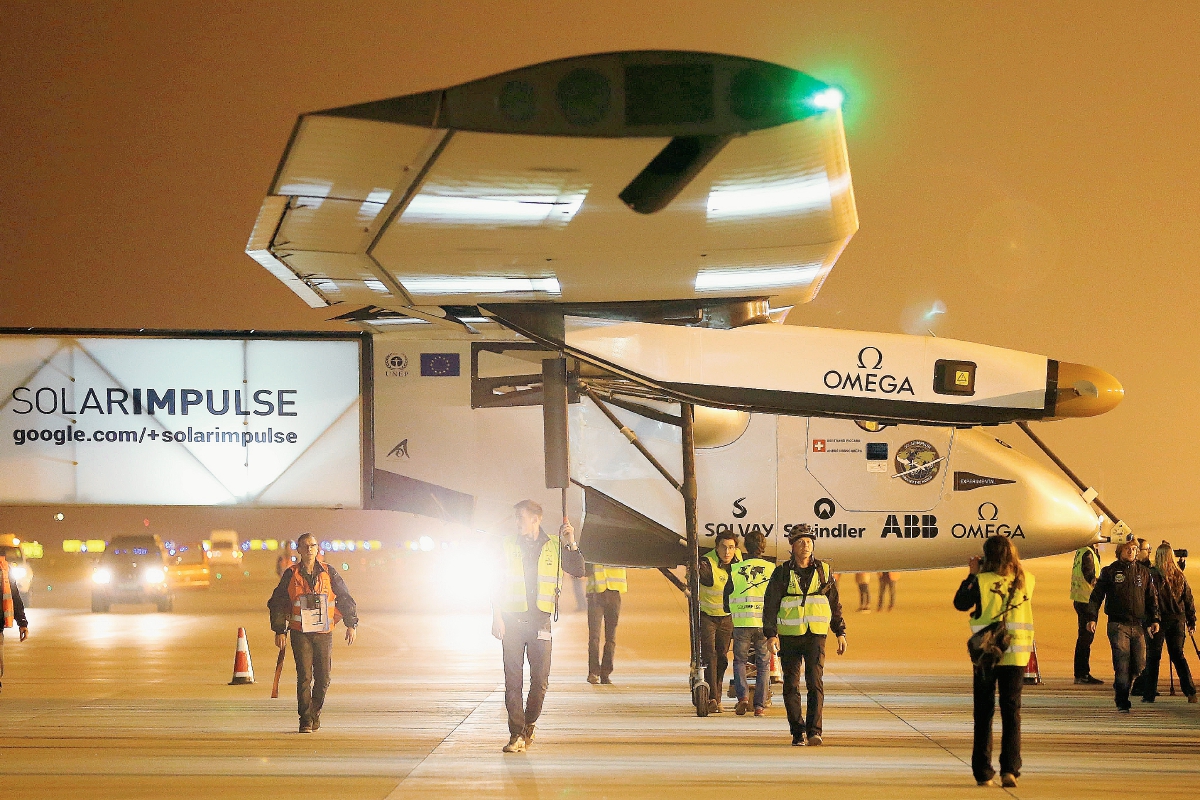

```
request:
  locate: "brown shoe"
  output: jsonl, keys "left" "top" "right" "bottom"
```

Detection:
{"left": 1001, "top": 774, "right": 1017, "bottom": 788}
{"left": 587, "top": 674, "right": 600, "bottom": 685}
{"left": 754, "top": 706, "right": 765, "bottom": 716}
{"left": 735, "top": 699, "right": 749, "bottom": 716}
{"left": 502, "top": 735, "right": 526, "bottom": 753}
{"left": 1189, "top": 695, "right": 1198, "bottom": 703}
{"left": 707, "top": 699, "right": 722, "bottom": 714}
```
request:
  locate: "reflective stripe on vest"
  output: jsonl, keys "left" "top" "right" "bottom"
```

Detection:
{"left": 971, "top": 571, "right": 1037, "bottom": 667}
{"left": 776, "top": 561, "right": 832, "bottom": 636}
{"left": 287, "top": 563, "right": 342, "bottom": 632}
{"left": 587, "top": 565, "right": 628, "bottom": 594}
{"left": 729, "top": 558, "right": 776, "bottom": 628}
{"left": 1070, "top": 547, "right": 1097, "bottom": 603}
{"left": 0, "top": 557, "right": 12, "bottom": 629}
{"left": 499, "top": 534, "right": 561, "bottom": 614}
{"left": 700, "top": 550, "right": 739, "bottom": 616}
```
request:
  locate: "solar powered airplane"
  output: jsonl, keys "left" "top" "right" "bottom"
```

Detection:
{"left": 247, "top": 51, "right": 1125, "bottom": 711}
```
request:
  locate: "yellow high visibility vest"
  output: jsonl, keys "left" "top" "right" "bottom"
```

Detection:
{"left": 776, "top": 560, "right": 832, "bottom": 636}
{"left": 498, "top": 534, "right": 560, "bottom": 614}
{"left": 700, "top": 549, "right": 740, "bottom": 616}
{"left": 971, "top": 571, "right": 1036, "bottom": 667}
{"left": 587, "top": 565, "right": 627, "bottom": 594}
{"left": 1070, "top": 547, "right": 1098, "bottom": 603}
{"left": 729, "top": 558, "right": 776, "bottom": 628}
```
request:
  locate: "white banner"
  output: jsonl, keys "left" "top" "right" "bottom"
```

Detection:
{"left": 0, "top": 335, "right": 363, "bottom": 507}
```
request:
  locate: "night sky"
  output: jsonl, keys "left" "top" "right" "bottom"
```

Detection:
{"left": 2, "top": 3, "right": 1197, "bottom": 550}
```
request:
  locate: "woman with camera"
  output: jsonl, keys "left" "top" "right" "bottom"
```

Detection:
{"left": 1141, "top": 542, "right": 1197, "bottom": 703}
{"left": 953, "top": 536, "right": 1035, "bottom": 789}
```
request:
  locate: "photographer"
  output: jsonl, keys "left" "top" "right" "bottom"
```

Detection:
{"left": 1140, "top": 543, "right": 1196, "bottom": 703}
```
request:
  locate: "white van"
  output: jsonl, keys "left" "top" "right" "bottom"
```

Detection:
{"left": 205, "top": 530, "right": 242, "bottom": 567}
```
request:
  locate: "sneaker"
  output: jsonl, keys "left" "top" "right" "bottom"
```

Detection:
{"left": 1001, "top": 773, "right": 1017, "bottom": 788}
{"left": 1074, "top": 675, "right": 1105, "bottom": 685}
{"left": 587, "top": 674, "right": 600, "bottom": 685}
{"left": 1117, "top": 704, "right": 1131, "bottom": 713}
{"left": 299, "top": 722, "right": 313, "bottom": 733}
{"left": 791, "top": 732, "right": 805, "bottom": 746}
{"left": 707, "top": 700, "right": 723, "bottom": 714}
{"left": 735, "top": 699, "right": 749, "bottom": 716}
{"left": 502, "top": 735, "right": 526, "bottom": 753}
{"left": 808, "top": 734, "right": 823, "bottom": 746}
{"left": 754, "top": 706, "right": 765, "bottom": 717}
{"left": 600, "top": 676, "right": 613, "bottom": 685}
{"left": 311, "top": 716, "right": 321, "bottom": 731}
{"left": 522, "top": 724, "right": 535, "bottom": 745}
{"left": 977, "top": 778, "right": 998, "bottom": 787}
{"left": 1141, "top": 696, "right": 1156, "bottom": 703}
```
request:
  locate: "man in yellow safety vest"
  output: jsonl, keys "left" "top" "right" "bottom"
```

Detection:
{"left": 764, "top": 524, "right": 847, "bottom": 746}
{"left": 586, "top": 563, "right": 627, "bottom": 685}
{"left": 1070, "top": 542, "right": 1104, "bottom": 684}
{"left": 698, "top": 529, "right": 741, "bottom": 713}
{"left": 725, "top": 530, "right": 775, "bottom": 715}
{"left": 492, "top": 499, "right": 585, "bottom": 753}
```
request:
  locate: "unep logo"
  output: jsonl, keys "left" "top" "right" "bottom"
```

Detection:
{"left": 384, "top": 353, "right": 409, "bottom": 377}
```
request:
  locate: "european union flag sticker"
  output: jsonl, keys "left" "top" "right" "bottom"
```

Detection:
{"left": 420, "top": 352, "right": 460, "bottom": 377}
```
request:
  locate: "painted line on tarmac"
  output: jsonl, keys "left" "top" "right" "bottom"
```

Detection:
{"left": 381, "top": 682, "right": 504, "bottom": 798}
{"left": 831, "top": 673, "right": 1022, "bottom": 799}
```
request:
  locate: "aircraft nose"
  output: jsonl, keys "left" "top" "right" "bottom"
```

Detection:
{"left": 1052, "top": 362, "right": 1124, "bottom": 418}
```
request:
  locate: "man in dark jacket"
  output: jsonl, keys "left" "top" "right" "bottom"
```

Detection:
{"left": 268, "top": 533, "right": 358, "bottom": 732}
{"left": 1087, "top": 535, "right": 1159, "bottom": 711}
{"left": 764, "top": 524, "right": 846, "bottom": 746}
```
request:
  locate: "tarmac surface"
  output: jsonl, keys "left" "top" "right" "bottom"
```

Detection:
{"left": 1, "top": 551, "right": 1198, "bottom": 799}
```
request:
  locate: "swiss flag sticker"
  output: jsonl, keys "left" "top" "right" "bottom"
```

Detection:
{"left": 812, "top": 439, "right": 826, "bottom": 452}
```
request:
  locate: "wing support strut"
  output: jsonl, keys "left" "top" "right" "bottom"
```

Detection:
{"left": 1015, "top": 421, "right": 1125, "bottom": 537}
{"left": 579, "top": 384, "right": 708, "bottom": 715}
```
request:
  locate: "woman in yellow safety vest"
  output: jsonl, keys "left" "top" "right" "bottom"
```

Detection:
{"left": 953, "top": 535, "right": 1034, "bottom": 790}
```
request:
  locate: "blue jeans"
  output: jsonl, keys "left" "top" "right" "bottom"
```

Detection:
{"left": 1107, "top": 621, "right": 1146, "bottom": 709}
{"left": 732, "top": 627, "right": 770, "bottom": 709}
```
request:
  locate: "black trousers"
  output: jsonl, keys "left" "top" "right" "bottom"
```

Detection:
{"left": 1073, "top": 601, "right": 1096, "bottom": 678}
{"left": 972, "top": 663, "right": 1023, "bottom": 782}
{"left": 780, "top": 633, "right": 825, "bottom": 737}
{"left": 502, "top": 615, "right": 553, "bottom": 737}
{"left": 876, "top": 576, "right": 895, "bottom": 611}
{"left": 586, "top": 590, "right": 621, "bottom": 679}
{"left": 290, "top": 630, "right": 333, "bottom": 724}
{"left": 1142, "top": 619, "right": 1197, "bottom": 699}
{"left": 1108, "top": 621, "right": 1146, "bottom": 709}
{"left": 700, "top": 613, "right": 733, "bottom": 700}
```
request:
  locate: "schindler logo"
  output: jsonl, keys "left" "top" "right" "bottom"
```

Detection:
{"left": 823, "top": 347, "right": 915, "bottom": 396}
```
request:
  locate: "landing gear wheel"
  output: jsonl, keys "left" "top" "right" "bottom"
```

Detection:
{"left": 693, "top": 683, "right": 710, "bottom": 717}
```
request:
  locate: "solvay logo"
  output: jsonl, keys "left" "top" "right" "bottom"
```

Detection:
{"left": 951, "top": 502, "right": 1025, "bottom": 539}
{"left": 823, "top": 347, "right": 915, "bottom": 396}
{"left": 732, "top": 498, "right": 748, "bottom": 519}
{"left": 857, "top": 346, "right": 884, "bottom": 370}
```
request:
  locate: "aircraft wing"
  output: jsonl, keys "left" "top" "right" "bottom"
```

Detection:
{"left": 246, "top": 51, "right": 857, "bottom": 314}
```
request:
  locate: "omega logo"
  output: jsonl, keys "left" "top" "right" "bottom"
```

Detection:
{"left": 857, "top": 346, "right": 884, "bottom": 370}
{"left": 823, "top": 346, "right": 915, "bottom": 396}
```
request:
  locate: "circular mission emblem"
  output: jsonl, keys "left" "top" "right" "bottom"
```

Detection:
{"left": 894, "top": 439, "right": 941, "bottom": 485}
{"left": 385, "top": 353, "right": 408, "bottom": 371}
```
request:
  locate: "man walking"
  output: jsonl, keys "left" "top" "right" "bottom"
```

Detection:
{"left": 764, "top": 524, "right": 847, "bottom": 746}
{"left": 725, "top": 530, "right": 775, "bottom": 716}
{"left": 268, "top": 533, "right": 358, "bottom": 732}
{"left": 586, "top": 563, "right": 627, "bottom": 685}
{"left": 492, "top": 500, "right": 585, "bottom": 753}
{"left": 1087, "top": 532, "right": 1159, "bottom": 711}
{"left": 0, "top": 548, "right": 29, "bottom": 694}
{"left": 698, "top": 530, "right": 741, "bottom": 713}
{"left": 1070, "top": 541, "right": 1104, "bottom": 684}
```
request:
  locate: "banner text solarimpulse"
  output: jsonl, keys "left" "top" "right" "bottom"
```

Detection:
{"left": 10, "top": 387, "right": 301, "bottom": 447}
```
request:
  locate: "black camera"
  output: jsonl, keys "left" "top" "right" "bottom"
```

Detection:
{"left": 1174, "top": 548, "right": 1188, "bottom": 572}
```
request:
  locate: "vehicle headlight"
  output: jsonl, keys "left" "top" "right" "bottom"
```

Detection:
{"left": 9, "top": 565, "right": 27, "bottom": 581}
{"left": 92, "top": 567, "right": 113, "bottom": 585}
{"left": 143, "top": 567, "right": 166, "bottom": 585}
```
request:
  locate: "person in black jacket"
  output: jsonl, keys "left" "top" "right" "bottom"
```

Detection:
{"left": 1140, "top": 542, "right": 1197, "bottom": 703}
{"left": 1087, "top": 535, "right": 1160, "bottom": 711}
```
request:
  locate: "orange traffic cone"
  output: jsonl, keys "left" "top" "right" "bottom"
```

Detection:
{"left": 229, "top": 627, "right": 255, "bottom": 685}
{"left": 1023, "top": 642, "right": 1042, "bottom": 686}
